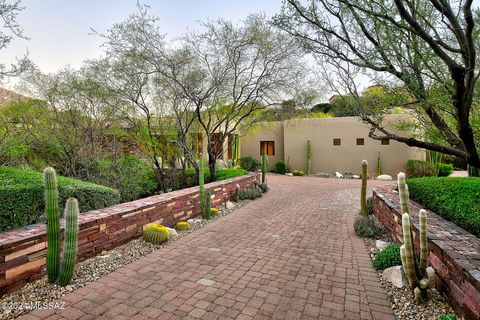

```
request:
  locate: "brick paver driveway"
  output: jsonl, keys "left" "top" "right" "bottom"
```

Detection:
{"left": 22, "top": 175, "right": 394, "bottom": 320}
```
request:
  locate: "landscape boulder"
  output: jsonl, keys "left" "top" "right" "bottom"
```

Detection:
{"left": 376, "top": 174, "right": 393, "bottom": 181}
{"left": 382, "top": 266, "right": 407, "bottom": 288}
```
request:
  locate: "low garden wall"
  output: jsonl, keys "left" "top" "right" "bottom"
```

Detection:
{"left": 373, "top": 184, "right": 480, "bottom": 320}
{"left": 0, "top": 172, "right": 260, "bottom": 296}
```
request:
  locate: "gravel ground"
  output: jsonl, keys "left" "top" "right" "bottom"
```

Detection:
{"left": 0, "top": 199, "right": 251, "bottom": 320}
{"left": 364, "top": 237, "right": 456, "bottom": 320}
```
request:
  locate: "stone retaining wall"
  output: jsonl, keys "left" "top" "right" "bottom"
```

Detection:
{"left": 373, "top": 184, "right": 480, "bottom": 320}
{"left": 0, "top": 173, "right": 260, "bottom": 296}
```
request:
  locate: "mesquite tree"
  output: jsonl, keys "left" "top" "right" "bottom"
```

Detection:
{"left": 275, "top": 0, "right": 480, "bottom": 169}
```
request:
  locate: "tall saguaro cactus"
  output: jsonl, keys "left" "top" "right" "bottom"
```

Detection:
{"left": 199, "top": 153, "right": 207, "bottom": 219}
{"left": 397, "top": 173, "right": 435, "bottom": 304}
{"left": 59, "top": 198, "right": 79, "bottom": 286}
{"left": 205, "top": 191, "right": 212, "bottom": 220}
{"left": 44, "top": 167, "right": 60, "bottom": 283}
{"left": 261, "top": 147, "right": 267, "bottom": 184}
{"left": 359, "top": 160, "right": 368, "bottom": 216}
{"left": 306, "top": 140, "right": 312, "bottom": 176}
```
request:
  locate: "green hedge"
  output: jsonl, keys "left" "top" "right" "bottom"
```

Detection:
{"left": 407, "top": 177, "right": 480, "bottom": 237}
{"left": 185, "top": 167, "right": 248, "bottom": 185}
{"left": 0, "top": 167, "right": 121, "bottom": 232}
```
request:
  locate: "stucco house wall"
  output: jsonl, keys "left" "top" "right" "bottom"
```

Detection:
{"left": 241, "top": 115, "right": 425, "bottom": 176}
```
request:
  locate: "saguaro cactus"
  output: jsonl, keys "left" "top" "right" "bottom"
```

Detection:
{"left": 205, "top": 190, "right": 212, "bottom": 220}
{"left": 199, "top": 153, "right": 207, "bottom": 218}
{"left": 360, "top": 160, "right": 368, "bottom": 216}
{"left": 261, "top": 147, "right": 267, "bottom": 184}
{"left": 376, "top": 152, "right": 382, "bottom": 177}
{"left": 59, "top": 198, "right": 79, "bottom": 286}
{"left": 306, "top": 140, "right": 312, "bottom": 175}
{"left": 44, "top": 167, "right": 60, "bottom": 283}
{"left": 397, "top": 173, "right": 435, "bottom": 304}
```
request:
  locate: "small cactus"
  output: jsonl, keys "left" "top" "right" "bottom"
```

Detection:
{"left": 143, "top": 224, "right": 169, "bottom": 244}
{"left": 234, "top": 184, "right": 240, "bottom": 202}
{"left": 261, "top": 147, "right": 267, "bottom": 184}
{"left": 211, "top": 208, "right": 220, "bottom": 216}
{"left": 360, "top": 160, "right": 368, "bottom": 216}
{"left": 175, "top": 221, "right": 191, "bottom": 231}
{"left": 397, "top": 173, "right": 435, "bottom": 303}
{"left": 58, "top": 198, "right": 79, "bottom": 286}
{"left": 44, "top": 167, "right": 60, "bottom": 283}
{"left": 306, "top": 140, "right": 312, "bottom": 175}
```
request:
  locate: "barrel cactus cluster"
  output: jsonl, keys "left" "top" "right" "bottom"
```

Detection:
{"left": 397, "top": 172, "right": 435, "bottom": 304}
{"left": 44, "top": 167, "right": 79, "bottom": 286}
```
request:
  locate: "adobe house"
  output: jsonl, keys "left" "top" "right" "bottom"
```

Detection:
{"left": 239, "top": 114, "right": 425, "bottom": 176}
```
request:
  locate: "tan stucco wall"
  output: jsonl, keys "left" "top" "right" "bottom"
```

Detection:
{"left": 240, "top": 122, "right": 284, "bottom": 167}
{"left": 240, "top": 115, "right": 425, "bottom": 176}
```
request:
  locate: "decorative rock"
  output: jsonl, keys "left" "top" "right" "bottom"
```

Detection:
{"left": 383, "top": 266, "right": 407, "bottom": 288}
{"left": 165, "top": 227, "right": 178, "bottom": 238}
{"left": 377, "top": 174, "right": 393, "bottom": 181}
{"left": 225, "top": 201, "right": 235, "bottom": 209}
{"left": 286, "top": 173, "right": 293, "bottom": 176}
{"left": 335, "top": 171, "right": 343, "bottom": 178}
{"left": 65, "top": 285, "right": 74, "bottom": 292}
{"left": 352, "top": 175, "right": 361, "bottom": 179}
{"left": 375, "top": 240, "right": 390, "bottom": 251}
{"left": 315, "top": 172, "right": 332, "bottom": 178}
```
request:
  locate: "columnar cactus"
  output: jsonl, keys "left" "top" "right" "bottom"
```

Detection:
{"left": 397, "top": 173, "right": 435, "bottom": 304}
{"left": 59, "top": 198, "right": 79, "bottom": 286}
{"left": 306, "top": 140, "right": 312, "bottom": 176}
{"left": 261, "top": 147, "right": 267, "bottom": 184}
{"left": 468, "top": 164, "right": 479, "bottom": 177}
{"left": 44, "top": 167, "right": 60, "bottom": 283}
{"left": 204, "top": 190, "right": 212, "bottom": 220}
{"left": 234, "top": 184, "right": 240, "bottom": 202}
{"left": 360, "top": 160, "right": 368, "bottom": 216}
{"left": 376, "top": 152, "right": 382, "bottom": 177}
{"left": 199, "top": 153, "right": 207, "bottom": 218}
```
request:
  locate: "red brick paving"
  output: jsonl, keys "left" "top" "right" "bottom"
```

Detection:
{"left": 19, "top": 175, "right": 394, "bottom": 320}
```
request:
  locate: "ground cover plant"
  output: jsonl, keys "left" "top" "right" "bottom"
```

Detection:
{"left": 373, "top": 243, "right": 401, "bottom": 270}
{"left": 407, "top": 177, "right": 480, "bottom": 237}
{"left": 0, "top": 166, "right": 120, "bottom": 231}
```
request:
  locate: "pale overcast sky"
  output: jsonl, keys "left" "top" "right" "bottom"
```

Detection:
{"left": 3, "top": 0, "right": 282, "bottom": 88}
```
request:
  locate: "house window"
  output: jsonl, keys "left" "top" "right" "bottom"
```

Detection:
{"left": 356, "top": 138, "right": 364, "bottom": 145}
{"left": 333, "top": 138, "right": 341, "bottom": 146}
{"left": 260, "top": 141, "right": 275, "bottom": 156}
{"left": 381, "top": 139, "right": 390, "bottom": 145}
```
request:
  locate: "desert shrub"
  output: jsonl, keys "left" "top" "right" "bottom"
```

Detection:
{"left": 373, "top": 244, "right": 401, "bottom": 270}
{"left": 211, "top": 208, "right": 220, "bottom": 216}
{"left": 239, "top": 187, "right": 263, "bottom": 200}
{"left": 239, "top": 156, "right": 261, "bottom": 172}
{"left": 407, "top": 177, "right": 480, "bottom": 237}
{"left": 0, "top": 166, "right": 120, "bottom": 232}
{"left": 175, "top": 221, "right": 191, "bottom": 231}
{"left": 255, "top": 182, "right": 268, "bottom": 193}
{"left": 406, "top": 160, "right": 435, "bottom": 178}
{"left": 366, "top": 197, "right": 374, "bottom": 215}
{"left": 273, "top": 161, "right": 286, "bottom": 174}
{"left": 437, "top": 163, "right": 453, "bottom": 177}
{"left": 143, "top": 224, "right": 169, "bottom": 244}
{"left": 292, "top": 170, "right": 304, "bottom": 176}
{"left": 354, "top": 215, "right": 381, "bottom": 238}
{"left": 185, "top": 167, "right": 247, "bottom": 185}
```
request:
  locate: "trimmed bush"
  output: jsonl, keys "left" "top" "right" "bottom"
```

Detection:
{"left": 273, "top": 161, "right": 286, "bottom": 174}
{"left": 407, "top": 177, "right": 480, "bottom": 237}
{"left": 175, "top": 221, "right": 191, "bottom": 231}
{"left": 185, "top": 167, "right": 247, "bottom": 185}
{"left": 292, "top": 170, "right": 304, "bottom": 176}
{"left": 437, "top": 163, "right": 453, "bottom": 177}
{"left": 373, "top": 244, "right": 401, "bottom": 270}
{"left": 239, "top": 156, "right": 261, "bottom": 172}
{"left": 143, "top": 224, "right": 169, "bottom": 244}
{"left": 239, "top": 187, "right": 263, "bottom": 200}
{"left": 406, "top": 160, "right": 435, "bottom": 178}
{"left": 0, "top": 166, "right": 120, "bottom": 232}
{"left": 211, "top": 208, "right": 220, "bottom": 216}
{"left": 354, "top": 215, "right": 381, "bottom": 238}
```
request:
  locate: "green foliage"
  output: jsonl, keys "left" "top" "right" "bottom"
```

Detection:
{"left": 143, "top": 224, "right": 169, "bottom": 244}
{"left": 437, "top": 163, "right": 453, "bottom": 177}
{"left": 58, "top": 198, "right": 79, "bottom": 286}
{"left": 255, "top": 182, "right": 268, "bottom": 193}
{"left": 376, "top": 152, "right": 382, "bottom": 176}
{"left": 467, "top": 164, "right": 479, "bottom": 177}
{"left": 406, "top": 160, "right": 436, "bottom": 178}
{"left": 273, "top": 161, "right": 286, "bottom": 174}
{"left": 204, "top": 190, "right": 212, "bottom": 220}
{"left": 261, "top": 148, "right": 267, "bottom": 184}
{"left": 439, "top": 314, "right": 457, "bottom": 320}
{"left": 306, "top": 140, "right": 312, "bottom": 175}
{"left": 239, "top": 156, "right": 261, "bottom": 172}
{"left": 44, "top": 167, "right": 60, "bottom": 283}
{"left": 366, "top": 197, "right": 374, "bottom": 215}
{"left": 354, "top": 216, "right": 381, "bottom": 238}
{"left": 294, "top": 111, "right": 332, "bottom": 119}
{"left": 292, "top": 170, "right": 304, "bottom": 176}
{"left": 185, "top": 167, "right": 247, "bottom": 185}
{"left": 407, "top": 177, "right": 480, "bottom": 237}
{"left": 199, "top": 155, "right": 206, "bottom": 219}
{"left": 175, "top": 221, "right": 191, "bottom": 231}
{"left": 239, "top": 187, "right": 263, "bottom": 200}
{"left": 373, "top": 244, "right": 401, "bottom": 270}
{"left": 0, "top": 166, "right": 120, "bottom": 232}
